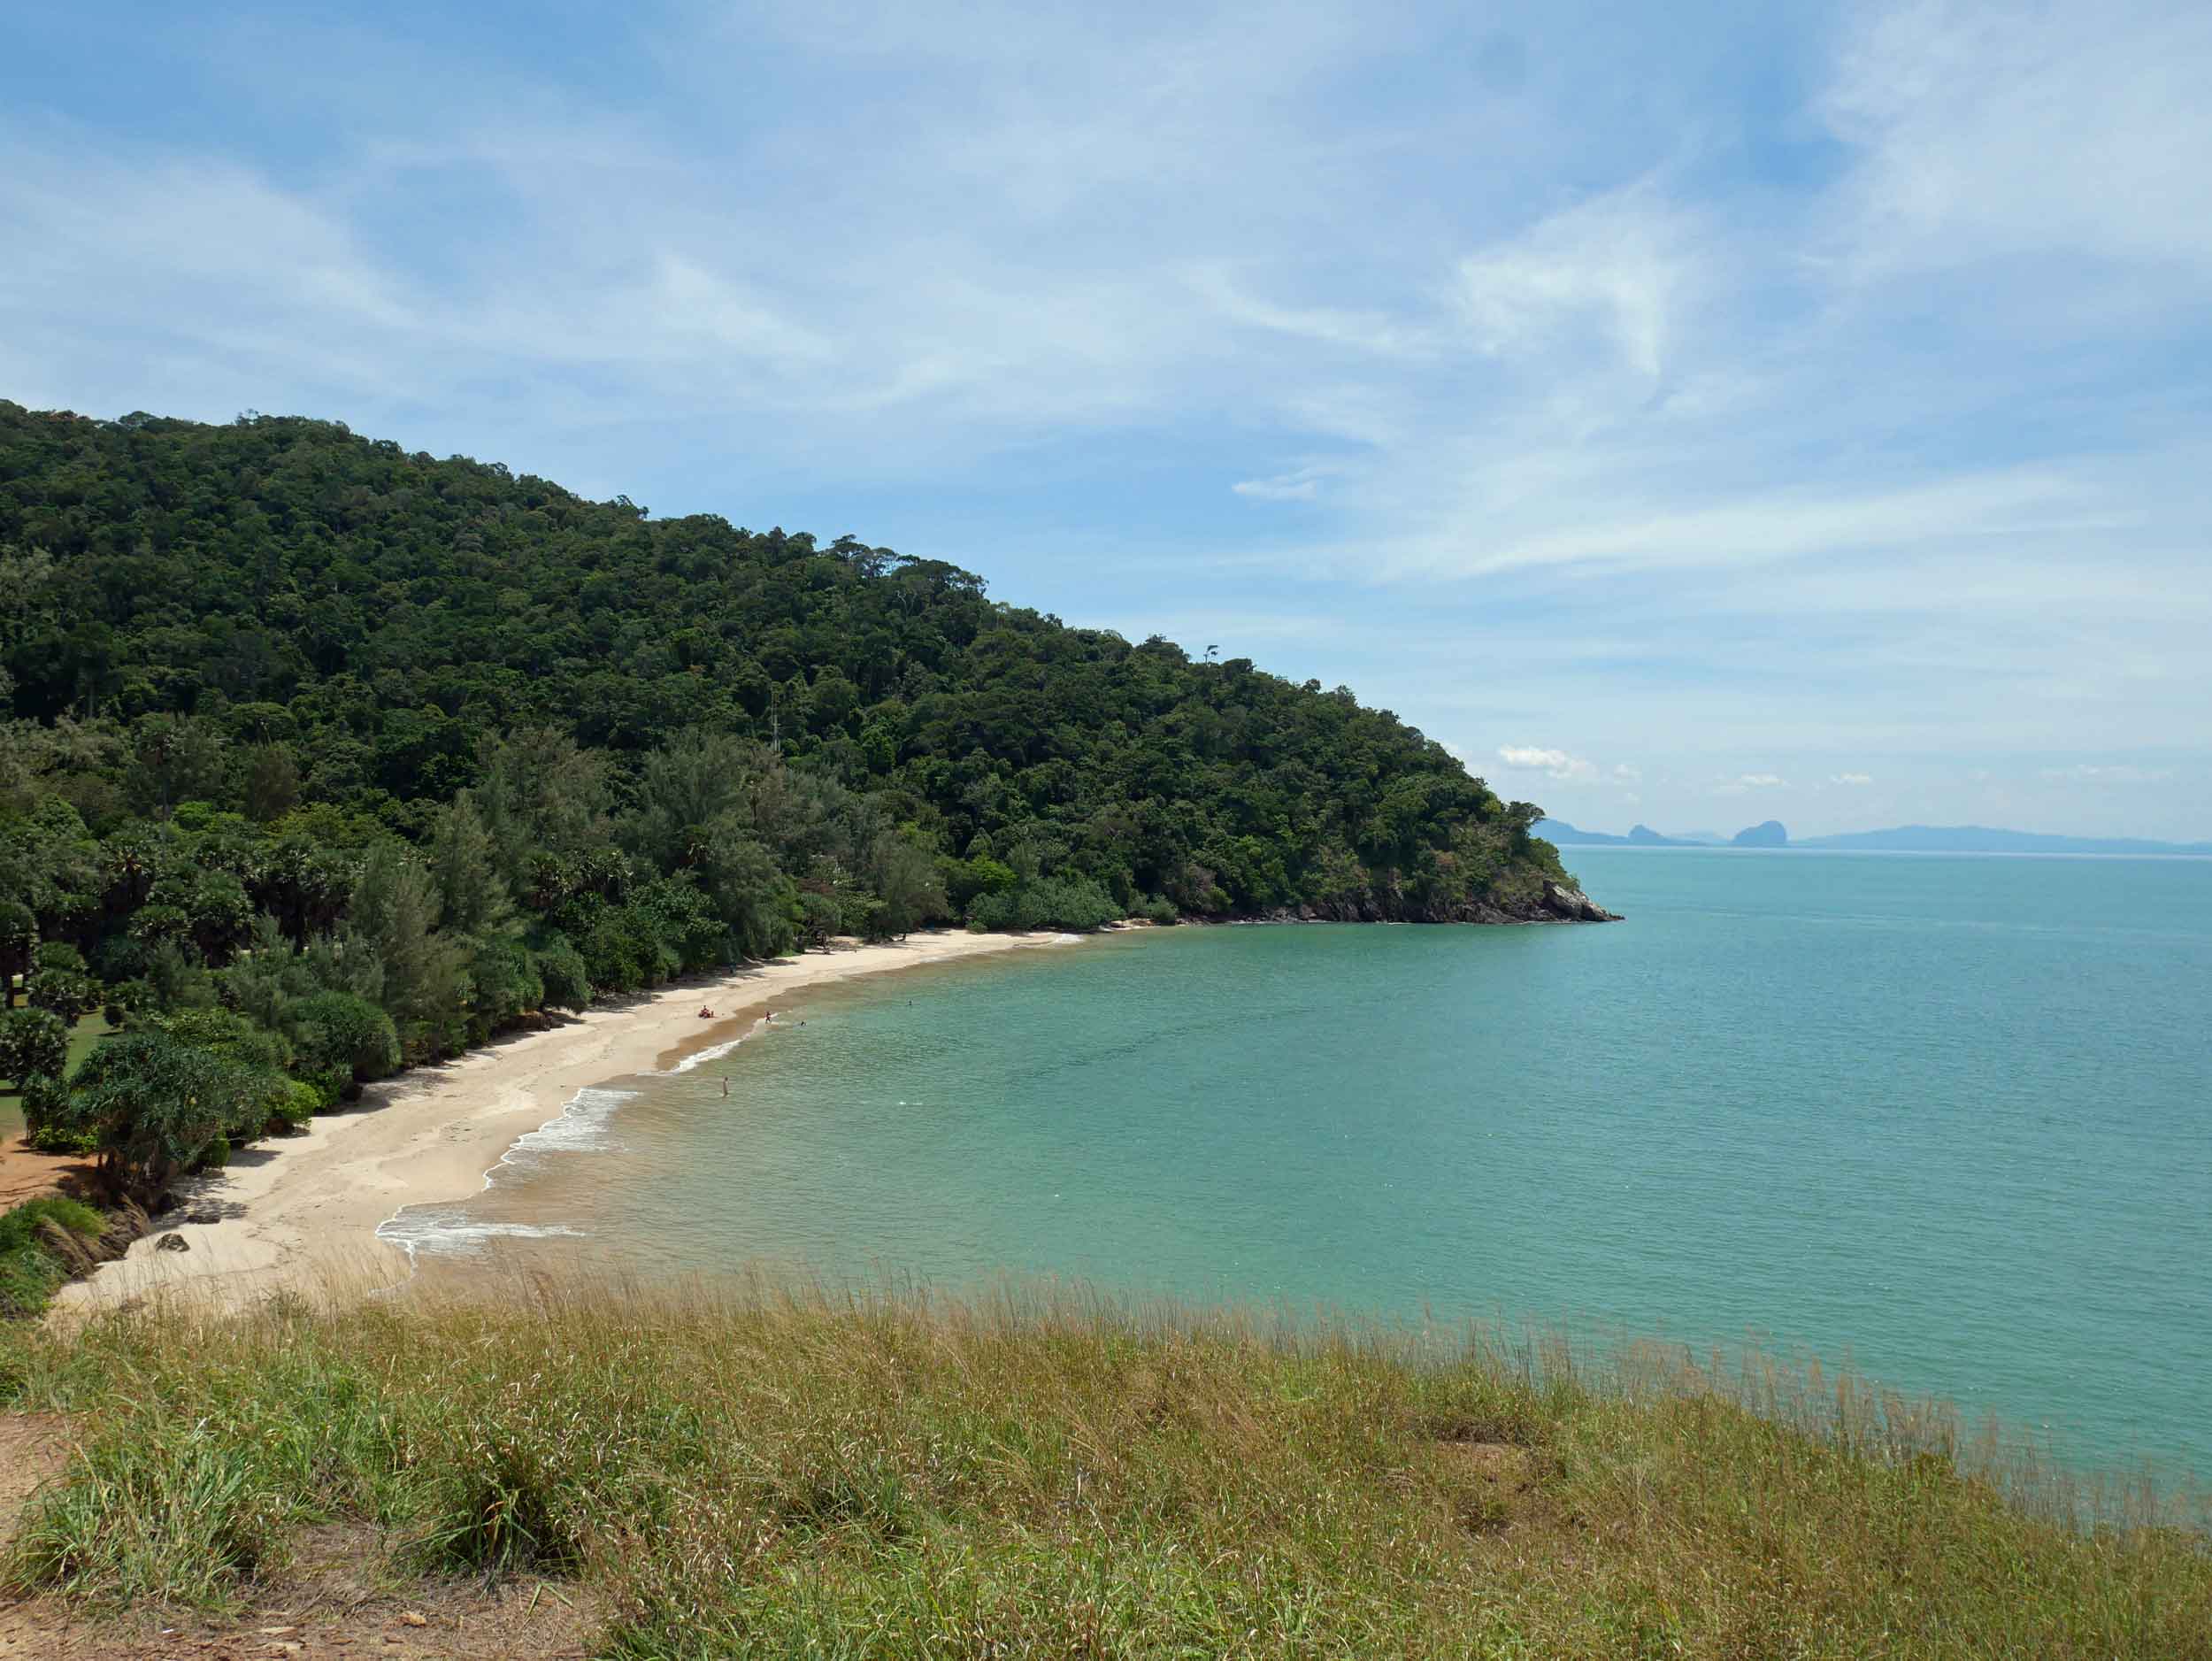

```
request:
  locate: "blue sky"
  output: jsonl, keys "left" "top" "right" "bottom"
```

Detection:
{"left": 5, "top": 1, "right": 2208, "bottom": 839}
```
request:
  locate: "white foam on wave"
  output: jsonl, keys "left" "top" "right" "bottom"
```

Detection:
{"left": 500, "top": 1085, "right": 640, "bottom": 1165}
{"left": 661, "top": 1029, "right": 757, "bottom": 1074}
{"left": 1051, "top": 932, "right": 1082, "bottom": 944}
{"left": 375, "top": 1080, "right": 640, "bottom": 1269}
{"left": 376, "top": 1208, "right": 588, "bottom": 1259}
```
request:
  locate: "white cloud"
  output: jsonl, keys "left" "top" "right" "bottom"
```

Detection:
{"left": 1498, "top": 744, "right": 1599, "bottom": 783}
{"left": 4, "top": 0, "right": 2209, "bottom": 841}
{"left": 1455, "top": 184, "right": 1699, "bottom": 379}
{"left": 1832, "top": 772, "right": 1874, "bottom": 786}
{"left": 1232, "top": 466, "right": 1328, "bottom": 502}
{"left": 1821, "top": 0, "right": 2212, "bottom": 276}
{"left": 1713, "top": 773, "right": 1786, "bottom": 796}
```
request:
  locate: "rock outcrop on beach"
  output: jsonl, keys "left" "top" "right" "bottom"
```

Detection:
{"left": 1538, "top": 880, "right": 1621, "bottom": 922}
{"left": 24, "top": 1197, "right": 155, "bottom": 1281}
{"left": 1211, "top": 879, "right": 1620, "bottom": 927}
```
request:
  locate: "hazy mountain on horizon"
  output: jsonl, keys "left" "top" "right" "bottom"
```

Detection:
{"left": 1795, "top": 825, "right": 2212, "bottom": 856}
{"left": 1540, "top": 819, "right": 2212, "bottom": 856}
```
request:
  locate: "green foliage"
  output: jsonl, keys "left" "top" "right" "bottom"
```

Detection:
{"left": 150, "top": 1005, "right": 291, "bottom": 1073}
{"left": 273, "top": 1079, "right": 319, "bottom": 1131}
{"left": 969, "top": 873, "right": 1124, "bottom": 932}
{"left": 17, "top": 1074, "right": 74, "bottom": 1143}
{"left": 0, "top": 1195, "right": 104, "bottom": 1255}
{"left": 466, "top": 936, "right": 545, "bottom": 1034}
{"left": 0, "top": 1005, "right": 68, "bottom": 1084}
{"left": 100, "top": 980, "right": 146, "bottom": 1026}
{"left": 30, "top": 941, "right": 87, "bottom": 974}
{"left": 0, "top": 403, "right": 1563, "bottom": 929}
{"left": 287, "top": 991, "right": 401, "bottom": 1087}
{"left": 142, "top": 940, "right": 215, "bottom": 1012}
{"left": 58, "top": 1032, "right": 240, "bottom": 1203}
{"left": 25, "top": 967, "right": 101, "bottom": 1023}
{"left": 529, "top": 936, "right": 593, "bottom": 1013}
{"left": 0, "top": 1196, "right": 105, "bottom": 1317}
{"left": 0, "top": 402, "right": 1592, "bottom": 1205}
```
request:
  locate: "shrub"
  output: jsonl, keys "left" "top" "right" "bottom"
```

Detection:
{"left": 304, "top": 1065, "right": 353, "bottom": 1110}
{"left": 31, "top": 942, "right": 88, "bottom": 976}
{"left": 0, "top": 1007, "right": 69, "bottom": 1086}
{"left": 65, "top": 1032, "right": 242, "bottom": 1203}
{"left": 101, "top": 979, "right": 150, "bottom": 1026}
{"left": 578, "top": 918, "right": 653, "bottom": 997}
{"left": 468, "top": 938, "right": 546, "bottom": 1034}
{"left": 26, "top": 969, "right": 102, "bottom": 1024}
{"left": 150, "top": 1006, "right": 293, "bottom": 1073}
{"left": 531, "top": 937, "right": 593, "bottom": 1013}
{"left": 288, "top": 991, "right": 402, "bottom": 1085}
{"left": 129, "top": 904, "right": 193, "bottom": 945}
{"left": 90, "top": 934, "right": 150, "bottom": 983}
{"left": 17, "top": 1073, "right": 72, "bottom": 1140}
{"left": 967, "top": 875, "right": 1122, "bottom": 933}
{"left": 27, "top": 1120, "right": 99, "bottom": 1156}
{"left": 274, "top": 1080, "right": 320, "bottom": 1132}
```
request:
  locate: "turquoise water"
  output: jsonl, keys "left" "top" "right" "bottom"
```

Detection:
{"left": 429, "top": 850, "right": 2212, "bottom": 1480}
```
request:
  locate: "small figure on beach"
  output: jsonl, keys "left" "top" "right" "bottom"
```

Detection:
{"left": 721, "top": 1078, "right": 729, "bottom": 1097}
{"left": 698, "top": 1007, "right": 714, "bottom": 1019}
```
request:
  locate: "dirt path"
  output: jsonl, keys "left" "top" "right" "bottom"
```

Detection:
{"left": 0, "top": 1134, "right": 98, "bottom": 1210}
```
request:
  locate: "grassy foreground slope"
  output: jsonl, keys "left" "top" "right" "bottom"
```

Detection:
{"left": 4, "top": 1282, "right": 2206, "bottom": 1658}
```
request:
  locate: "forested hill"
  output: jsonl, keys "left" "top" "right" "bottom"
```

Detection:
{"left": 0, "top": 400, "right": 1592, "bottom": 1130}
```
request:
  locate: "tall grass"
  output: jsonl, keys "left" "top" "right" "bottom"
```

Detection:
{"left": 4, "top": 1269, "right": 2207, "bottom": 1657}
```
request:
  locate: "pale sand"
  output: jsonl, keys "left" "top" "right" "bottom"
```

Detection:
{"left": 55, "top": 931, "right": 1076, "bottom": 1317}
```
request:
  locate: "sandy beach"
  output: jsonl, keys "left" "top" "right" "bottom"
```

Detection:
{"left": 53, "top": 931, "right": 1073, "bottom": 1317}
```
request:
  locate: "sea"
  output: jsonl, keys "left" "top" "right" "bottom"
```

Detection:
{"left": 390, "top": 848, "right": 2212, "bottom": 1484}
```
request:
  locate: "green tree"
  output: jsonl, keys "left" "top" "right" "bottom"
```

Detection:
{"left": 0, "top": 1006, "right": 67, "bottom": 1085}
{"left": 428, "top": 791, "right": 513, "bottom": 937}
{"left": 58, "top": 1031, "right": 239, "bottom": 1203}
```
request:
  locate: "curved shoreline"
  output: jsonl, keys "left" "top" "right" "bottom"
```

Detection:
{"left": 54, "top": 931, "right": 1079, "bottom": 1317}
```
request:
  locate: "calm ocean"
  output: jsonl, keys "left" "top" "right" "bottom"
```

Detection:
{"left": 403, "top": 849, "right": 2212, "bottom": 1481}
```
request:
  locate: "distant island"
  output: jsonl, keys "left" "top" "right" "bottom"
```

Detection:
{"left": 1540, "top": 818, "right": 2212, "bottom": 857}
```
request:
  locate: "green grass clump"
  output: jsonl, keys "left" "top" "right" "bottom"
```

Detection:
{"left": 0, "top": 1196, "right": 106, "bottom": 1319}
{"left": 1, "top": 1276, "right": 2207, "bottom": 1657}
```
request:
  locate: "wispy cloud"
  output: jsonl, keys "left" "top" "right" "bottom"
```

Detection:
{"left": 1713, "top": 773, "right": 1786, "bottom": 796}
{"left": 1455, "top": 184, "right": 1700, "bottom": 380}
{"left": 1498, "top": 745, "right": 1600, "bottom": 784}
{"left": 3, "top": 0, "right": 2208, "bottom": 839}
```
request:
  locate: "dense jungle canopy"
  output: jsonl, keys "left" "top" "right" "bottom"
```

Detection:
{"left": 0, "top": 400, "right": 1569, "bottom": 1186}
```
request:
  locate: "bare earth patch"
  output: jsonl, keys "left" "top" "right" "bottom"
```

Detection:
{"left": 0, "top": 1507, "right": 599, "bottom": 1661}
{"left": 0, "top": 1415, "right": 71, "bottom": 1544}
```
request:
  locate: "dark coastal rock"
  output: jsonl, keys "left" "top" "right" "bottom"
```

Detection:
{"left": 155, "top": 1231, "right": 190, "bottom": 1252}
{"left": 98, "top": 1198, "right": 155, "bottom": 1260}
{"left": 1195, "top": 881, "right": 1620, "bottom": 927}
{"left": 1540, "top": 880, "right": 1622, "bottom": 923}
{"left": 185, "top": 1208, "right": 223, "bottom": 1226}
